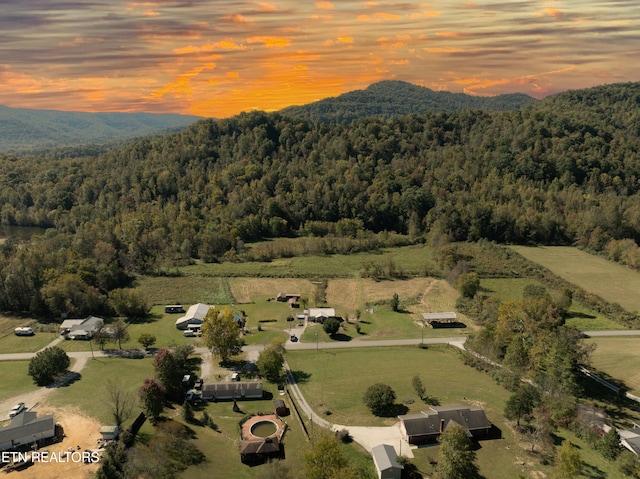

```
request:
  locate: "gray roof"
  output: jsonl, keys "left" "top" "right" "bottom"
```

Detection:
{"left": 371, "top": 444, "right": 403, "bottom": 472}
{"left": 399, "top": 404, "right": 491, "bottom": 438}
{"left": 202, "top": 381, "right": 263, "bottom": 394}
{"left": 421, "top": 312, "right": 457, "bottom": 321}
{"left": 0, "top": 412, "right": 55, "bottom": 444}
{"left": 176, "top": 303, "right": 211, "bottom": 328}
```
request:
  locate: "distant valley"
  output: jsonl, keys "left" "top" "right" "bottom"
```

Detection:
{"left": 0, "top": 105, "right": 203, "bottom": 153}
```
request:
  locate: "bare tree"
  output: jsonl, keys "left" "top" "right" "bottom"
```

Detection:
{"left": 106, "top": 379, "right": 135, "bottom": 427}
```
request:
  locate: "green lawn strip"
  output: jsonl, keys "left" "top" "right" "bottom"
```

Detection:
{"left": 135, "top": 276, "right": 234, "bottom": 306}
{"left": 45, "top": 357, "right": 153, "bottom": 425}
{"left": 511, "top": 246, "right": 640, "bottom": 313}
{"left": 481, "top": 278, "right": 620, "bottom": 331}
{"left": 172, "top": 244, "right": 436, "bottom": 279}
{"left": 0, "top": 361, "right": 39, "bottom": 404}
{"left": 585, "top": 337, "right": 640, "bottom": 395}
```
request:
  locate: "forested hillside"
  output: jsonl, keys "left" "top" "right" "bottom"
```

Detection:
{"left": 280, "top": 80, "right": 536, "bottom": 122}
{"left": 1, "top": 81, "right": 640, "bottom": 317}
{"left": 0, "top": 105, "right": 202, "bottom": 152}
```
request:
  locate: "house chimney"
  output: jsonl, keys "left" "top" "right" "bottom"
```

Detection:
{"left": 440, "top": 419, "right": 445, "bottom": 433}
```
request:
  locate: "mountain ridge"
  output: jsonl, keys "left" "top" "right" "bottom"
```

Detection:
{"left": 279, "top": 80, "right": 537, "bottom": 122}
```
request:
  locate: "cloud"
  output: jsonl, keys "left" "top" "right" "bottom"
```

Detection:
{"left": 246, "top": 36, "right": 292, "bottom": 48}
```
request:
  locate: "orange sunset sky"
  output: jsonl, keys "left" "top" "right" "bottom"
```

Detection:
{"left": 1, "top": 1, "right": 639, "bottom": 118}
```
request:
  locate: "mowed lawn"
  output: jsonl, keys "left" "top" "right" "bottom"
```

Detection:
{"left": 511, "top": 246, "right": 640, "bottom": 313}
{"left": 586, "top": 337, "right": 640, "bottom": 395}
{"left": 287, "top": 345, "right": 535, "bottom": 479}
{"left": 0, "top": 361, "right": 39, "bottom": 404}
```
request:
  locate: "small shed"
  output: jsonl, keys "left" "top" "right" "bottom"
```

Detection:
{"left": 100, "top": 425, "right": 119, "bottom": 441}
{"left": 371, "top": 444, "right": 403, "bottom": 479}
{"left": 274, "top": 399, "right": 289, "bottom": 416}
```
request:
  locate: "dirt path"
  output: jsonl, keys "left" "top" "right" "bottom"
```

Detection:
{"left": 1, "top": 357, "right": 88, "bottom": 420}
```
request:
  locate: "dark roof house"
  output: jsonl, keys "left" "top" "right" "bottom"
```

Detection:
{"left": 399, "top": 404, "right": 491, "bottom": 444}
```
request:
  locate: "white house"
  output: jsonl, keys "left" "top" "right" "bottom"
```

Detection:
{"left": 306, "top": 308, "right": 336, "bottom": 323}
{"left": 175, "top": 303, "right": 212, "bottom": 330}
{"left": 60, "top": 316, "right": 104, "bottom": 340}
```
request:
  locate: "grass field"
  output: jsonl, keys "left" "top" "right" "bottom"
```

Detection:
{"left": 0, "top": 360, "right": 39, "bottom": 404}
{"left": 286, "top": 344, "right": 625, "bottom": 479}
{"left": 135, "top": 276, "right": 235, "bottom": 306}
{"left": 585, "top": 337, "right": 640, "bottom": 395}
{"left": 286, "top": 345, "right": 530, "bottom": 478}
{"left": 0, "top": 315, "right": 59, "bottom": 353}
{"left": 480, "top": 278, "right": 623, "bottom": 330}
{"left": 169, "top": 243, "right": 436, "bottom": 279}
{"left": 511, "top": 246, "right": 640, "bottom": 313}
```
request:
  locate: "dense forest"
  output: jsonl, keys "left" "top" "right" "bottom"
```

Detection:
{"left": 280, "top": 80, "right": 536, "bottom": 122}
{"left": 1, "top": 81, "right": 640, "bottom": 317}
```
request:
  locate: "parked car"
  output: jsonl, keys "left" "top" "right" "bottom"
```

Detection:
{"left": 231, "top": 372, "right": 240, "bottom": 381}
{"left": 9, "top": 402, "right": 27, "bottom": 418}
{"left": 194, "top": 378, "right": 203, "bottom": 390}
{"left": 290, "top": 335, "right": 298, "bottom": 342}
{"left": 185, "top": 390, "right": 202, "bottom": 405}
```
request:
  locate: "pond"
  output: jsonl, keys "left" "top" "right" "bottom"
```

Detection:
{"left": 250, "top": 421, "right": 278, "bottom": 438}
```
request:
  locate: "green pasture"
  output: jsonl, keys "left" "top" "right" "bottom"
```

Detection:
{"left": 286, "top": 344, "right": 625, "bottom": 479}
{"left": 0, "top": 361, "right": 39, "bottom": 405}
{"left": 286, "top": 345, "right": 532, "bottom": 478}
{"left": 172, "top": 244, "right": 436, "bottom": 279}
{"left": 511, "top": 246, "right": 640, "bottom": 313}
{"left": 135, "top": 276, "right": 235, "bottom": 306}
{"left": 585, "top": 337, "right": 640, "bottom": 396}
{"left": 0, "top": 316, "right": 58, "bottom": 354}
{"left": 480, "top": 278, "right": 622, "bottom": 331}
{"left": 45, "top": 356, "right": 154, "bottom": 425}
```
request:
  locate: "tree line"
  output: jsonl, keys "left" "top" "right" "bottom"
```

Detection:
{"left": 1, "top": 82, "right": 640, "bottom": 317}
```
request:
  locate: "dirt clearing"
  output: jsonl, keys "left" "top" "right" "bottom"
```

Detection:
{"left": 3, "top": 407, "right": 103, "bottom": 479}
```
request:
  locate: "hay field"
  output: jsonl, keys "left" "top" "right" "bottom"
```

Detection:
{"left": 512, "top": 246, "right": 640, "bottom": 313}
{"left": 586, "top": 337, "right": 640, "bottom": 395}
{"left": 228, "top": 278, "right": 315, "bottom": 303}
{"left": 326, "top": 277, "right": 432, "bottom": 311}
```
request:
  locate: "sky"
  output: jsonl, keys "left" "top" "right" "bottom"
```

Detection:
{"left": 1, "top": 0, "right": 639, "bottom": 118}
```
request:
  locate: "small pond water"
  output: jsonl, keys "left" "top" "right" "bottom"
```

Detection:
{"left": 250, "top": 421, "right": 277, "bottom": 438}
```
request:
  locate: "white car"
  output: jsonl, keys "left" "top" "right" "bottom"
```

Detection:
{"left": 9, "top": 402, "right": 27, "bottom": 418}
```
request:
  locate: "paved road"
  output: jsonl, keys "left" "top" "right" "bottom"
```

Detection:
{"left": 581, "top": 330, "right": 640, "bottom": 337}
